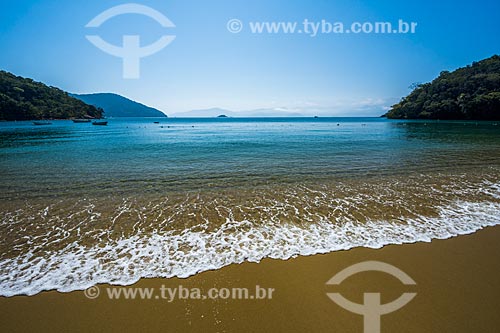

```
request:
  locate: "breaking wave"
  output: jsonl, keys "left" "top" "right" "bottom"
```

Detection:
{"left": 1, "top": 178, "right": 499, "bottom": 297}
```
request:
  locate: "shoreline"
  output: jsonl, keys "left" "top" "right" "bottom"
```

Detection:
{"left": 2, "top": 192, "right": 499, "bottom": 297}
{"left": 1, "top": 226, "right": 500, "bottom": 332}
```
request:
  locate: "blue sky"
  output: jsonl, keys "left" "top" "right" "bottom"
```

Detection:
{"left": 1, "top": 0, "right": 499, "bottom": 115}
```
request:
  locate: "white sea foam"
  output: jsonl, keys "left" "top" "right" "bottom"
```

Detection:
{"left": 1, "top": 185, "right": 500, "bottom": 297}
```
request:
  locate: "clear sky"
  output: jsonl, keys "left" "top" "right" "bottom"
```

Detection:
{"left": 1, "top": 0, "right": 499, "bottom": 116}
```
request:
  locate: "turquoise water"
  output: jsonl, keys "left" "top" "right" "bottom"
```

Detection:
{"left": 1, "top": 117, "right": 500, "bottom": 296}
{"left": 1, "top": 117, "right": 499, "bottom": 199}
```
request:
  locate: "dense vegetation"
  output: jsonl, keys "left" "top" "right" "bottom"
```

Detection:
{"left": 72, "top": 93, "right": 167, "bottom": 117}
{"left": 385, "top": 55, "right": 500, "bottom": 120}
{"left": 0, "top": 71, "right": 103, "bottom": 120}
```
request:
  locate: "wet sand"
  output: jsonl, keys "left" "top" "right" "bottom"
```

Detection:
{"left": 1, "top": 226, "right": 500, "bottom": 332}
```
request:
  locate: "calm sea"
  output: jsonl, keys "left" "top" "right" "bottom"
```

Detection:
{"left": 1, "top": 117, "right": 500, "bottom": 296}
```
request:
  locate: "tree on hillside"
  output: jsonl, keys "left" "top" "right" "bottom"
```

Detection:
{"left": 385, "top": 55, "right": 500, "bottom": 120}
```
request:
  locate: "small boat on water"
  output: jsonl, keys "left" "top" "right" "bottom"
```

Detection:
{"left": 92, "top": 121, "right": 108, "bottom": 126}
{"left": 72, "top": 119, "right": 91, "bottom": 123}
{"left": 33, "top": 121, "right": 52, "bottom": 125}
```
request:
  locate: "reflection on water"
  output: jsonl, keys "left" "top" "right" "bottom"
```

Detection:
{"left": 393, "top": 120, "right": 500, "bottom": 144}
{"left": 0, "top": 128, "right": 76, "bottom": 148}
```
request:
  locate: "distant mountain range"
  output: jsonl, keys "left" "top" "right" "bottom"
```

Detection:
{"left": 71, "top": 93, "right": 167, "bottom": 118}
{"left": 171, "top": 107, "right": 304, "bottom": 118}
{"left": 1, "top": 69, "right": 386, "bottom": 121}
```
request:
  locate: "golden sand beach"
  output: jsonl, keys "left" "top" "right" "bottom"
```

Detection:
{"left": 1, "top": 226, "right": 499, "bottom": 333}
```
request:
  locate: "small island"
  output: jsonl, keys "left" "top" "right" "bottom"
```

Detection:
{"left": 385, "top": 55, "right": 500, "bottom": 120}
{"left": 217, "top": 114, "right": 229, "bottom": 118}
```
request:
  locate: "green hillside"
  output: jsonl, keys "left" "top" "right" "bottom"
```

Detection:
{"left": 0, "top": 71, "right": 103, "bottom": 120}
{"left": 385, "top": 55, "right": 500, "bottom": 120}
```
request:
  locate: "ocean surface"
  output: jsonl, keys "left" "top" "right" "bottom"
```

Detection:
{"left": 1, "top": 117, "right": 500, "bottom": 296}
